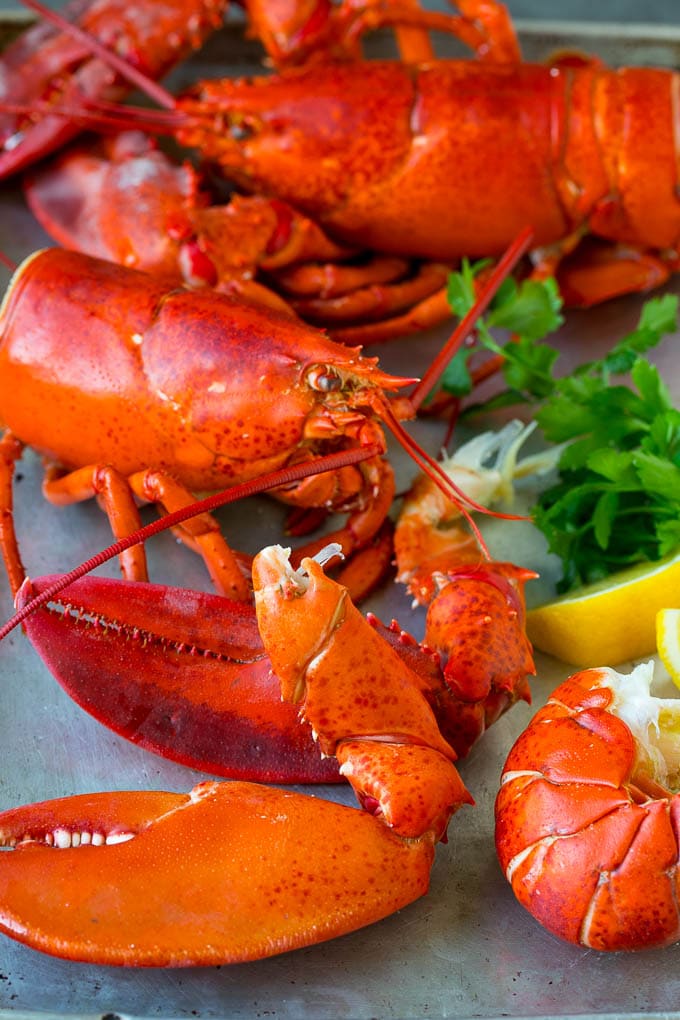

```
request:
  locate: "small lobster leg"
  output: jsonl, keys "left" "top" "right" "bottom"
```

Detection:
{"left": 43, "top": 461, "right": 250, "bottom": 600}
{"left": 549, "top": 237, "right": 674, "bottom": 308}
{"left": 280, "top": 449, "right": 395, "bottom": 580}
{"left": 242, "top": 0, "right": 435, "bottom": 67}
{"left": 333, "top": 0, "right": 520, "bottom": 64}
{"left": 0, "top": 432, "right": 28, "bottom": 598}
{"left": 287, "top": 263, "right": 451, "bottom": 326}
{"left": 0, "top": 780, "right": 435, "bottom": 964}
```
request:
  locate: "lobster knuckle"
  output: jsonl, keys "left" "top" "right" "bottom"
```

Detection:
{"left": 253, "top": 545, "right": 455, "bottom": 761}
{"left": 337, "top": 739, "right": 473, "bottom": 841}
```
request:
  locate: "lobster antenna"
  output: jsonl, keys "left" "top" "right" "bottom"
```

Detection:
{"left": 409, "top": 226, "right": 533, "bottom": 410}
{"left": 0, "top": 251, "right": 17, "bottom": 273}
{"left": 381, "top": 403, "right": 527, "bottom": 522}
{"left": 20, "top": 0, "right": 178, "bottom": 111}
{"left": 369, "top": 227, "right": 535, "bottom": 557}
{"left": 0, "top": 444, "right": 381, "bottom": 641}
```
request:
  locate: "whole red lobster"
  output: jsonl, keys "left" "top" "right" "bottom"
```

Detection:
{"left": 1, "top": 0, "right": 677, "bottom": 308}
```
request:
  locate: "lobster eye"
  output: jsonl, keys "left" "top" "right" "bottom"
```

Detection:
{"left": 229, "top": 118, "right": 256, "bottom": 142}
{"left": 307, "top": 366, "right": 343, "bottom": 392}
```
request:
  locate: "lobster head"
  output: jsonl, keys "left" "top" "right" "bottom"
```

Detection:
{"left": 176, "top": 62, "right": 415, "bottom": 235}
{"left": 136, "top": 283, "right": 414, "bottom": 470}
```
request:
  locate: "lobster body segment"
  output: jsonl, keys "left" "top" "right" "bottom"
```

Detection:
{"left": 178, "top": 60, "right": 680, "bottom": 260}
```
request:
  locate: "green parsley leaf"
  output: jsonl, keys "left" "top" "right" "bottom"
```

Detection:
{"left": 443, "top": 259, "right": 679, "bottom": 591}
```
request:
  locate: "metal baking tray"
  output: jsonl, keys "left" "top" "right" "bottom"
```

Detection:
{"left": 1, "top": 13, "right": 680, "bottom": 1020}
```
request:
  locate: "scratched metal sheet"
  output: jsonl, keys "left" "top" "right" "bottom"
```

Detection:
{"left": 1, "top": 15, "right": 680, "bottom": 1020}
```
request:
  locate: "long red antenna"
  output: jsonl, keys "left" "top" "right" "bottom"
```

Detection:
{"left": 408, "top": 226, "right": 533, "bottom": 410}
{"left": 0, "top": 444, "right": 381, "bottom": 641}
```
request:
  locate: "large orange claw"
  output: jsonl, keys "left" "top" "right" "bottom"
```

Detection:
{"left": 0, "top": 780, "right": 434, "bottom": 965}
{"left": 252, "top": 545, "right": 472, "bottom": 839}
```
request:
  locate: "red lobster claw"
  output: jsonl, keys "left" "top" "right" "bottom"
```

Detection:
{"left": 0, "top": 780, "right": 434, "bottom": 964}
{"left": 16, "top": 574, "right": 339, "bottom": 782}
{"left": 0, "top": 0, "right": 228, "bottom": 179}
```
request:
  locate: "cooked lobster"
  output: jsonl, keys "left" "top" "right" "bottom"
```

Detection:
{"left": 0, "top": 230, "right": 532, "bottom": 783}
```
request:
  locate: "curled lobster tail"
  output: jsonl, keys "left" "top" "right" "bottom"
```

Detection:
{"left": 496, "top": 663, "right": 680, "bottom": 951}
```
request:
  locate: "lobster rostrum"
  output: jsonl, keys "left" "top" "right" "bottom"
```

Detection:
{"left": 2, "top": 0, "right": 677, "bottom": 310}
{"left": 495, "top": 662, "right": 680, "bottom": 952}
{"left": 0, "top": 543, "right": 474, "bottom": 966}
{"left": 0, "top": 231, "right": 533, "bottom": 783}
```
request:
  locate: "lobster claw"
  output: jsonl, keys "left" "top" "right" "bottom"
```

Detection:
{"left": 0, "top": 0, "right": 228, "bottom": 179}
{"left": 16, "top": 574, "right": 339, "bottom": 783}
{"left": 0, "top": 780, "right": 435, "bottom": 965}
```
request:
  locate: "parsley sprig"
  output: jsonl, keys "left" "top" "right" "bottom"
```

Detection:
{"left": 443, "top": 259, "right": 680, "bottom": 591}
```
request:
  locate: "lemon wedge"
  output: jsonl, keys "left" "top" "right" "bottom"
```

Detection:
{"left": 656, "top": 608, "right": 680, "bottom": 687}
{"left": 526, "top": 550, "right": 680, "bottom": 667}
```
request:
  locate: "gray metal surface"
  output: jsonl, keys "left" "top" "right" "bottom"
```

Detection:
{"left": 1, "top": 12, "right": 680, "bottom": 1020}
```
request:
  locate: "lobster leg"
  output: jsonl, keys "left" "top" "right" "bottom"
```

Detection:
{"left": 0, "top": 432, "right": 28, "bottom": 597}
{"left": 550, "top": 238, "right": 674, "bottom": 308}
{"left": 42, "top": 460, "right": 251, "bottom": 600}
{"left": 288, "top": 262, "right": 451, "bottom": 325}
{"left": 0, "top": 780, "right": 435, "bottom": 965}
{"left": 327, "top": 0, "right": 519, "bottom": 64}
{"left": 331, "top": 286, "right": 453, "bottom": 346}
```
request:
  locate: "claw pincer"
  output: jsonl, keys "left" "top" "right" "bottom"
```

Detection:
{"left": 0, "top": 782, "right": 435, "bottom": 965}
